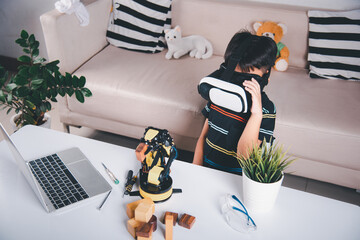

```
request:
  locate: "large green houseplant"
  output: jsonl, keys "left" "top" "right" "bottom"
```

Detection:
{"left": 238, "top": 139, "right": 296, "bottom": 212}
{"left": 0, "top": 30, "right": 92, "bottom": 128}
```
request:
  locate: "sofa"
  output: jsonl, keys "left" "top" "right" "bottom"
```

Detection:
{"left": 40, "top": 0, "right": 360, "bottom": 190}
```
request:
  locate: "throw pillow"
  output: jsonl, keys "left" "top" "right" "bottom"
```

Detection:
{"left": 107, "top": 0, "right": 172, "bottom": 53}
{"left": 307, "top": 9, "right": 360, "bottom": 81}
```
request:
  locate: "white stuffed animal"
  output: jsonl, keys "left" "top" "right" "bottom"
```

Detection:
{"left": 164, "top": 26, "right": 213, "bottom": 60}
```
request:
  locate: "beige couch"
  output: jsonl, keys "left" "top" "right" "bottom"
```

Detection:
{"left": 40, "top": 0, "right": 360, "bottom": 190}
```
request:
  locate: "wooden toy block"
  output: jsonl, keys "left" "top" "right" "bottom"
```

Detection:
{"left": 126, "top": 198, "right": 154, "bottom": 219}
{"left": 149, "top": 215, "right": 157, "bottom": 231}
{"left": 136, "top": 222, "right": 154, "bottom": 238}
{"left": 137, "top": 237, "right": 151, "bottom": 240}
{"left": 165, "top": 214, "right": 173, "bottom": 240}
{"left": 162, "top": 212, "right": 178, "bottom": 226}
{"left": 135, "top": 143, "right": 148, "bottom": 162}
{"left": 135, "top": 201, "right": 154, "bottom": 223}
{"left": 127, "top": 218, "right": 143, "bottom": 239}
{"left": 178, "top": 214, "right": 196, "bottom": 229}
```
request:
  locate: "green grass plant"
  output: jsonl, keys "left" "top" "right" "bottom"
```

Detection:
{"left": 238, "top": 139, "right": 296, "bottom": 183}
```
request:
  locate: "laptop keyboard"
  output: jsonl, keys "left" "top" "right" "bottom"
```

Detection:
{"left": 29, "top": 154, "right": 89, "bottom": 210}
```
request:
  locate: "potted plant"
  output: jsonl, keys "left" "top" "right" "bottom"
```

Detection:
{"left": 0, "top": 30, "right": 92, "bottom": 129}
{"left": 238, "top": 139, "right": 296, "bottom": 212}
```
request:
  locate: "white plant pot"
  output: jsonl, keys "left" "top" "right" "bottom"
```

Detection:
{"left": 10, "top": 113, "right": 51, "bottom": 131}
{"left": 242, "top": 172, "right": 284, "bottom": 213}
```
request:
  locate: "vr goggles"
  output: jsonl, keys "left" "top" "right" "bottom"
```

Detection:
{"left": 198, "top": 36, "right": 271, "bottom": 113}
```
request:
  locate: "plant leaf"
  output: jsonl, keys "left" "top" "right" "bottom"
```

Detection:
{"left": 24, "top": 100, "right": 36, "bottom": 110}
{"left": 65, "top": 73, "right": 72, "bottom": 86}
{"left": 75, "top": 90, "right": 84, "bottom": 103}
{"left": 31, "top": 78, "right": 44, "bottom": 85}
{"left": 17, "top": 86, "right": 30, "bottom": 97}
{"left": 81, "top": 88, "right": 92, "bottom": 97}
{"left": 6, "top": 83, "right": 17, "bottom": 92}
{"left": 45, "top": 101, "right": 51, "bottom": 111}
{"left": 30, "top": 41, "right": 39, "bottom": 51}
{"left": 58, "top": 87, "right": 65, "bottom": 97}
{"left": 14, "top": 75, "right": 28, "bottom": 86}
{"left": 29, "top": 34, "right": 35, "bottom": 44}
{"left": 29, "top": 65, "right": 39, "bottom": 76}
{"left": 21, "top": 30, "right": 29, "bottom": 39}
{"left": 72, "top": 75, "right": 79, "bottom": 88}
{"left": 65, "top": 87, "right": 74, "bottom": 97}
{"left": 32, "top": 49, "right": 39, "bottom": 58}
{"left": 7, "top": 93, "right": 13, "bottom": 103}
{"left": 17, "top": 55, "right": 31, "bottom": 63}
{"left": 78, "top": 76, "right": 86, "bottom": 88}
{"left": 0, "top": 90, "right": 5, "bottom": 102}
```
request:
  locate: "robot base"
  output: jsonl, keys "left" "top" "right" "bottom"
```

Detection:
{"left": 139, "top": 172, "right": 173, "bottom": 203}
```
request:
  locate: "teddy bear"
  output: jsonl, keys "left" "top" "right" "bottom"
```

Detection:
{"left": 253, "top": 21, "right": 290, "bottom": 71}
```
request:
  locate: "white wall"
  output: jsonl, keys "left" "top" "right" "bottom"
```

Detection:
{"left": 0, "top": 0, "right": 58, "bottom": 60}
{"left": 0, "top": 0, "right": 359, "bottom": 60}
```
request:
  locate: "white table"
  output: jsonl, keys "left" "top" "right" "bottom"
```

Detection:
{"left": 0, "top": 125, "right": 359, "bottom": 240}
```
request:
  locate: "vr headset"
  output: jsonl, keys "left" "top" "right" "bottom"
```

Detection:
{"left": 198, "top": 37, "right": 271, "bottom": 113}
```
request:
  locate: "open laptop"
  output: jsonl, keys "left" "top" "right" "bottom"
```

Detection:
{"left": 0, "top": 123, "right": 112, "bottom": 213}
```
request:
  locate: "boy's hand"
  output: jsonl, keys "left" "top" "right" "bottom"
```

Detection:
{"left": 243, "top": 78, "right": 262, "bottom": 116}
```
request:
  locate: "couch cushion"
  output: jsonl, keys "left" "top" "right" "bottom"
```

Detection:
{"left": 267, "top": 68, "right": 360, "bottom": 171}
{"left": 308, "top": 9, "right": 360, "bottom": 81}
{"left": 172, "top": 0, "right": 309, "bottom": 69}
{"left": 68, "top": 45, "right": 222, "bottom": 138}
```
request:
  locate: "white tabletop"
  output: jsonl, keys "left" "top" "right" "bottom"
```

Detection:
{"left": 0, "top": 125, "right": 359, "bottom": 240}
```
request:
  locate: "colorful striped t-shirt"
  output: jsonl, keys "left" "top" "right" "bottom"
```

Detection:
{"left": 202, "top": 92, "right": 276, "bottom": 174}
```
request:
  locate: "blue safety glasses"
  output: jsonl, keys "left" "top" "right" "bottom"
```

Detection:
{"left": 221, "top": 194, "right": 257, "bottom": 232}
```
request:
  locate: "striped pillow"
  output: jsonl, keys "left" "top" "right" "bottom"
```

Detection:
{"left": 308, "top": 10, "right": 360, "bottom": 81}
{"left": 107, "top": 0, "right": 172, "bottom": 53}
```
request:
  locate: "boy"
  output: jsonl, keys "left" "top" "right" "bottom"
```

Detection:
{"left": 193, "top": 31, "right": 277, "bottom": 174}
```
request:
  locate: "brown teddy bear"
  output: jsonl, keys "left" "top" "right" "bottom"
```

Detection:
{"left": 253, "top": 21, "right": 290, "bottom": 71}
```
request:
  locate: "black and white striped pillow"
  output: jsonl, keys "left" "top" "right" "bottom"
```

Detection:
{"left": 107, "top": 0, "right": 172, "bottom": 53}
{"left": 308, "top": 10, "right": 360, "bottom": 81}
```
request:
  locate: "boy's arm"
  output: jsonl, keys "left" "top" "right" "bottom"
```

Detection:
{"left": 193, "top": 119, "right": 209, "bottom": 165}
{"left": 237, "top": 79, "right": 263, "bottom": 158}
{"left": 237, "top": 113, "right": 262, "bottom": 158}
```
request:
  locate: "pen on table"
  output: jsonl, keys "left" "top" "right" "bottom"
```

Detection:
{"left": 102, "top": 162, "right": 119, "bottom": 184}
{"left": 98, "top": 190, "right": 112, "bottom": 211}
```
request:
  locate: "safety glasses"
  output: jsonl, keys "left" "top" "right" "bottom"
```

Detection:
{"left": 221, "top": 194, "right": 257, "bottom": 232}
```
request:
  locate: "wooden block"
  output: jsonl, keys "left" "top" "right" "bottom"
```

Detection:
{"left": 126, "top": 198, "right": 154, "bottom": 219}
{"left": 178, "top": 214, "right": 196, "bottom": 229}
{"left": 165, "top": 214, "right": 173, "bottom": 240}
{"left": 162, "top": 212, "right": 178, "bottom": 226}
{"left": 137, "top": 237, "right": 151, "bottom": 240}
{"left": 135, "top": 201, "right": 153, "bottom": 223}
{"left": 127, "top": 218, "right": 143, "bottom": 239}
{"left": 136, "top": 222, "right": 154, "bottom": 238}
{"left": 135, "top": 143, "right": 148, "bottom": 162}
{"left": 149, "top": 215, "right": 157, "bottom": 232}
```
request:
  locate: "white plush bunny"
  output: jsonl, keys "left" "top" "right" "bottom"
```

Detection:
{"left": 164, "top": 26, "right": 213, "bottom": 60}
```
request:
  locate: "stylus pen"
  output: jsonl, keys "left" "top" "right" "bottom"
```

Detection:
{"left": 98, "top": 190, "right": 112, "bottom": 211}
{"left": 102, "top": 163, "right": 120, "bottom": 184}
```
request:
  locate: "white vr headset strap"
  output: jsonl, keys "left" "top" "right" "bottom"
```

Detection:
{"left": 199, "top": 77, "right": 248, "bottom": 113}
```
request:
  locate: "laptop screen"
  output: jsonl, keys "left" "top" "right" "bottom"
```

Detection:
{"left": 0, "top": 123, "right": 47, "bottom": 206}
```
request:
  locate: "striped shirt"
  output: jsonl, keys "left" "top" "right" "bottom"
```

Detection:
{"left": 202, "top": 93, "right": 276, "bottom": 175}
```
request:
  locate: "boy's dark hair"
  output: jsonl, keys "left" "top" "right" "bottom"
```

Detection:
{"left": 224, "top": 30, "right": 277, "bottom": 74}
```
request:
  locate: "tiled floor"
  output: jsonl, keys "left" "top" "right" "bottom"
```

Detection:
{"left": 1, "top": 102, "right": 359, "bottom": 206}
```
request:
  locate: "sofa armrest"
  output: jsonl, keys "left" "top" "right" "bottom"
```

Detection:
{"left": 40, "top": 0, "right": 112, "bottom": 74}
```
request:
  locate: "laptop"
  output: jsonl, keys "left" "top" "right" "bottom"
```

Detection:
{"left": 0, "top": 123, "right": 112, "bottom": 213}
